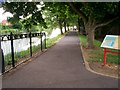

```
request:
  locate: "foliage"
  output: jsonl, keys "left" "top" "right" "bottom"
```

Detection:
{"left": 44, "top": 2, "right": 78, "bottom": 34}
{"left": 81, "top": 2, "right": 119, "bottom": 21}
{"left": 2, "top": 2, "right": 46, "bottom": 31}
{"left": 70, "top": 2, "right": 119, "bottom": 48}
{"left": 43, "top": 2, "right": 67, "bottom": 34}
{"left": 2, "top": 2, "right": 119, "bottom": 48}
{"left": 0, "top": 24, "right": 2, "bottom": 30}
{"left": 0, "top": 29, "right": 22, "bottom": 34}
{"left": 2, "top": 2, "right": 79, "bottom": 34}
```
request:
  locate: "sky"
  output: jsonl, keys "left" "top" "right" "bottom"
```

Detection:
{"left": 0, "top": 8, "right": 13, "bottom": 23}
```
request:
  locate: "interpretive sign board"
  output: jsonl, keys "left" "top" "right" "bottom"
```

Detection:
{"left": 101, "top": 35, "right": 120, "bottom": 50}
{"left": 101, "top": 35, "right": 120, "bottom": 65}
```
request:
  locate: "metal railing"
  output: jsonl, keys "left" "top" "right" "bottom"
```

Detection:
{"left": 0, "top": 32, "right": 46, "bottom": 74}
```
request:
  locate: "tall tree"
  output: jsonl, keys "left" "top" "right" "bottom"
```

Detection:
{"left": 44, "top": 2, "right": 69, "bottom": 34}
{"left": 69, "top": 2, "right": 119, "bottom": 48}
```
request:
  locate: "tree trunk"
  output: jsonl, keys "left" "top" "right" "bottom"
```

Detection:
{"left": 64, "top": 21, "right": 67, "bottom": 32}
{"left": 78, "top": 17, "right": 81, "bottom": 33}
{"left": 67, "top": 25, "right": 70, "bottom": 31}
{"left": 85, "top": 25, "right": 95, "bottom": 49}
{"left": 59, "top": 20, "right": 63, "bottom": 35}
{"left": 86, "top": 30, "right": 95, "bottom": 48}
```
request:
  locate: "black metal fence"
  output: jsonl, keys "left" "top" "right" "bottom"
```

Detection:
{"left": 0, "top": 32, "right": 46, "bottom": 74}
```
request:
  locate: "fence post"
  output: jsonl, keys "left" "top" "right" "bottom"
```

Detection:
{"left": 10, "top": 32, "right": 15, "bottom": 68}
{"left": 44, "top": 33, "right": 46, "bottom": 49}
{"left": 29, "top": 32, "right": 32, "bottom": 57}
{"left": 0, "top": 37, "right": 5, "bottom": 74}
{"left": 40, "top": 32, "right": 43, "bottom": 51}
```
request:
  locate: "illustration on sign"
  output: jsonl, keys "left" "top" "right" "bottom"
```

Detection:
{"left": 101, "top": 35, "right": 120, "bottom": 50}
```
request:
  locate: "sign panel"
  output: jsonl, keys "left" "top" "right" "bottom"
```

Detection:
{"left": 101, "top": 35, "right": 120, "bottom": 50}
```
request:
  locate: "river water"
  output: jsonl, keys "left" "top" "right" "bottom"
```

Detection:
{"left": 1, "top": 37, "right": 43, "bottom": 55}
{"left": 1, "top": 28, "right": 65, "bottom": 55}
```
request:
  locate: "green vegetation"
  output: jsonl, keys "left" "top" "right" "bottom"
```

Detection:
{"left": 0, "top": 29, "right": 23, "bottom": 34}
{"left": 79, "top": 35, "right": 101, "bottom": 47}
{"left": 79, "top": 34, "right": 119, "bottom": 64}
{"left": 46, "top": 34, "right": 63, "bottom": 48}
{"left": 4, "top": 33, "right": 65, "bottom": 67}
{"left": 2, "top": 2, "right": 119, "bottom": 48}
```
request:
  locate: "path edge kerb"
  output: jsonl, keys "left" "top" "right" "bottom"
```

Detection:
{"left": 79, "top": 43, "right": 119, "bottom": 79}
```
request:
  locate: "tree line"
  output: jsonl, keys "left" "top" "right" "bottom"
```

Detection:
{"left": 1, "top": 2, "right": 119, "bottom": 48}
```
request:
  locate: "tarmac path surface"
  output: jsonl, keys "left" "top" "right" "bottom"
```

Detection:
{"left": 3, "top": 31, "right": 118, "bottom": 88}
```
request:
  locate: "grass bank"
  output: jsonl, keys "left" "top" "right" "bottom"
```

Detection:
{"left": 78, "top": 34, "right": 119, "bottom": 65}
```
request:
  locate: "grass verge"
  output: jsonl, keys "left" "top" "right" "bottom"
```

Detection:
{"left": 4, "top": 32, "right": 67, "bottom": 67}
{"left": 78, "top": 34, "right": 119, "bottom": 65}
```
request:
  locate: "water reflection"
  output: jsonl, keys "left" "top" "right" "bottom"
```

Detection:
{"left": 1, "top": 37, "right": 40, "bottom": 55}
{"left": 1, "top": 28, "right": 63, "bottom": 55}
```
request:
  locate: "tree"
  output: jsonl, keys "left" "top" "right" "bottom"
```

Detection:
{"left": 0, "top": 24, "right": 2, "bottom": 30}
{"left": 2, "top": 2, "right": 119, "bottom": 49}
{"left": 2, "top": 2, "right": 69, "bottom": 34}
{"left": 7, "top": 17, "right": 22, "bottom": 30}
{"left": 2, "top": 2, "right": 46, "bottom": 32}
{"left": 69, "top": 2, "right": 119, "bottom": 48}
{"left": 44, "top": 2, "right": 69, "bottom": 34}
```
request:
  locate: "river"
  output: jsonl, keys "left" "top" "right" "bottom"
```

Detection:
{"left": 1, "top": 28, "right": 65, "bottom": 55}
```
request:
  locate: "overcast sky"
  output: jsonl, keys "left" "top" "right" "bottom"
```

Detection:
{"left": 0, "top": 8, "right": 13, "bottom": 22}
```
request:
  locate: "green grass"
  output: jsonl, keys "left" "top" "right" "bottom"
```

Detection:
{"left": 46, "top": 34, "right": 63, "bottom": 48}
{"left": 4, "top": 48, "right": 30, "bottom": 66}
{"left": 79, "top": 34, "right": 119, "bottom": 64}
{"left": 4, "top": 33, "right": 65, "bottom": 67}
{"left": 79, "top": 35, "right": 101, "bottom": 47}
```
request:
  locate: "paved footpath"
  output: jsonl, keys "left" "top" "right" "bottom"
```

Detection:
{"left": 3, "top": 31, "right": 118, "bottom": 88}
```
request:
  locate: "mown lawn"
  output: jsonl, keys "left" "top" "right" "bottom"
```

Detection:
{"left": 78, "top": 34, "right": 119, "bottom": 64}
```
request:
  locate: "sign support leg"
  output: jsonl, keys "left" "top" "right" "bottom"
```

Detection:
{"left": 104, "top": 48, "right": 107, "bottom": 65}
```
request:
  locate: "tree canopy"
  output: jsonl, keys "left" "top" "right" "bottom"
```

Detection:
{"left": 1, "top": 2, "right": 119, "bottom": 48}
{"left": 69, "top": 2, "right": 119, "bottom": 48}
